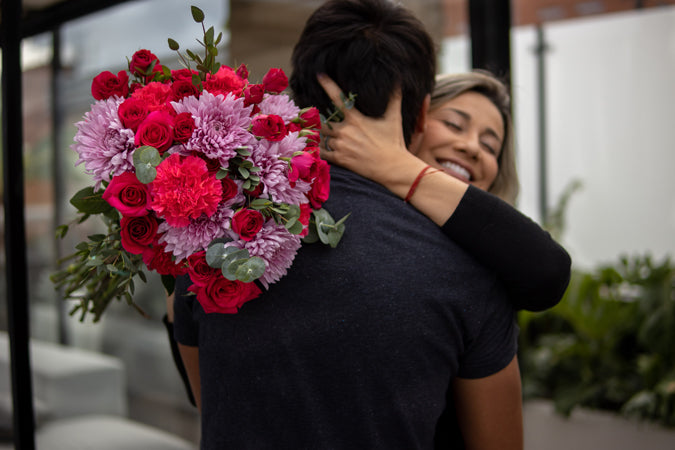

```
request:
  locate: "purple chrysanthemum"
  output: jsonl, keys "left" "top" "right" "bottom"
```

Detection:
{"left": 249, "top": 132, "right": 311, "bottom": 204}
{"left": 258, "top": 93, "right": 300, "bottom": 122}
{"left": 72, "top": 97, "right": 136, "bottom": 189}
{"left": 227, "top": 219, "right": 301, "bottom": 288}
{"left": 172, "top": 91, "right": 255, "bottom": 168}
{"left": 159, "top": 199, "right": 242, "bottom": 261}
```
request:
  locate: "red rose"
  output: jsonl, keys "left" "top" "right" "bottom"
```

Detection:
{"left": 199, "top": 156, "right": 221, "bottom": 175}
{"left": 118, "top": 98, "right": 149, "bottom": 131}
{"left": 142, "top": 241, "right": 187, "bottom": 276}
{"left": 262, "top": 68, "right": 288, "bottom": 93}
{"left": 172, "top": 79, "right": 200, "bottom": 102}
{"left": 307, "top": 159, "right": 330, "bottom": 208}
{"left": 91, "top": 70, "right": 129, "bottom": 100}
{"left": 251, "top": 114, "right": 287, "bottom": 142}
{"left": 173, "top": 112, "right": 195, "bottom": 143}
{"left": 244, "top": 84, "right": 264, "bottom": 106}
{"left": 120, "top": 215, "right": 159, "bottom": 254}
{"left": 203, "top": 66, "right": 246, "bottom": 96}
{"left": 300, "top": 107, "right": 321, "bottom": 129}
{"left": 187, "top": 251, "right": 220, "bottom": 287}
{"left": 135, "top": 111, "right": 174, "bottom": 153}
{"left": 289, "top": 151, "right": 318, "bottom": 184}
{"left": 231, "top": 209, "right": 264, "bottom": 242}
{"left": 190, "top": 276, "right": 262, "bottom": 314}
{"left": 235, "top": 64, "right": 249, "bottom": 80}
{"left": 221, "top": 176, "right": 238, "bottom": 202}
{"left": 129, "top": 49, "right": 159, "bottom": 76}
{"left": 102, "top": 172, "right": 150, "bottom": 216}
{"left": 298, "top": 203, "right": 312, "bottom": 238}
{"left": 171, "top": 68, "right": 199, "bottom": 82}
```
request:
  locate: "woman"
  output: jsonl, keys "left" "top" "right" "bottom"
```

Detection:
{"left": 317, "top": 70, "right": 571, "bottom": 312}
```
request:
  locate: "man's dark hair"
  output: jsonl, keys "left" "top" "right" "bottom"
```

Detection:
{"left": 290, "top": 0, "right": 436, "bottom": 146}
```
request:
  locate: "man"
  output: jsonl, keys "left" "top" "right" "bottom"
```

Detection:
{"left": 174, "top": 1, "right": 522, "bottom": 448}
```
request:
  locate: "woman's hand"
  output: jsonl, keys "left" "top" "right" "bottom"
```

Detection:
{"left": 316, "top": 73, "right": 426, "bottom": 194}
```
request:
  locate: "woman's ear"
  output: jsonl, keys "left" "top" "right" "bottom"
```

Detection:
{"left": 409, "top": 94, "right": 430, "bottom": 153}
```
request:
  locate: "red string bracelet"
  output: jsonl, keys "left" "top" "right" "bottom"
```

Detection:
{"left": 404, "top": 165, "right": 440, "bottom": 202}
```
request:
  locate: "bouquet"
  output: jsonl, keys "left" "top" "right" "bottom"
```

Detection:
{"left": 51, "top": 6, "right": 348, "bottom": 321}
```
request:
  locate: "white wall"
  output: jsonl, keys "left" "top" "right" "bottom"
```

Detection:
{"left": 441, "top": 6, "right": 675, "bottom": 268}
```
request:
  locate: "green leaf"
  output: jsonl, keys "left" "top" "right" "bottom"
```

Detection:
{"left": 287, "top": 220, "right": 304, "bottom": 235}
{"left": 191, "top": 5, "right": 205, "bottom": 22}
{"left": 206, "top": 243, "right": 248, "bottom": 269}
{"left": 168, "top": 38, "right": 180, "bottom": 51}
{"left": 215, "top": 32, "right": 223, "bottom": 46}
{"left": 133, "top": 146, "right": 161, "bottom": 183}
{"left": 238, "top": 166, "right": 250, "bottom": 178}
{"left": 161, "top": 274, "right": 176, "bottom": 295}
{"left": 55, "top": 224, "right": 69, "bottom": 239}
{"left": 70, "top": 186, "right": 114, "bottom": 215}
{"left": 250, "top": 198, "right": 272, "bottom": 209}
{"left": 313, "top": 209, "right": 348, "bottom": 248}
{"left": 221, "top": 258, "right": 247, "bottom": 281}
{"left": 234, "top": 257, "right": 266, "bottom": 283}
{"left": 216, "top": 169, "right": 229, "bottom": 180}
{"left": 302, "top": 223, "right": 319, "bottom": 244}
{"left": 205, "top": 26, "right": 215, "bottom": 46}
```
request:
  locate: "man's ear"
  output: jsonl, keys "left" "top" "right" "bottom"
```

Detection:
{"left": 409, "top": 94, "right": 430, "bottom": 153}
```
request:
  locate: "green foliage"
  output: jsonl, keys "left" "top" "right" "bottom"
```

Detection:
{"left": 50, "top": 211, "right": 150, "bottom": 322}
{"left": 519, "top": 254, "right": 675, "bottom": 427}
{"left": 168, "top": 5, "right": 223, "bottom": 81}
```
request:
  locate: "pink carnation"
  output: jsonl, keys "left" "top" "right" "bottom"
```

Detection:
{"left": 150, "top": 154, "right": 223, "bottom": 227}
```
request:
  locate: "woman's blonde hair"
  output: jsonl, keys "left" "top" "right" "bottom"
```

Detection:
{"left": 431, "top": 71, "right": 519, "bottom": 204}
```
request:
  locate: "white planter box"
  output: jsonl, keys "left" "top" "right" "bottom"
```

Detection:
{"left": 524, "top": 400, "right": 675, "bottom": 450}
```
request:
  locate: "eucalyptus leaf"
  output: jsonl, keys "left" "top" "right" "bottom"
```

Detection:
{"left": 133, "top": 146, "right": 161, "bottom": 184}
{"left": 234, "top": 257, "right": 266, "bottom": 283}
{"left": 287, "top": 220, "right": 304, "bottom": 236}
{"left": 221, "top": 258, "right": 247, "bottom": 281}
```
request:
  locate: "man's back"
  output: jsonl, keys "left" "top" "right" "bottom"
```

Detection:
{"left": 175, "top": 166, "right": 517, "bottom": 449}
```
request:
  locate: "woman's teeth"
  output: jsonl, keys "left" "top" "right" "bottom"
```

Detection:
{"left": 440, "top": 161, "right": 470, "bottom": 180}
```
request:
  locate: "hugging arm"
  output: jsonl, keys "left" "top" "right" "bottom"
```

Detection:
{"left": 317, "top": 75, "right": 570, "bottom": 312}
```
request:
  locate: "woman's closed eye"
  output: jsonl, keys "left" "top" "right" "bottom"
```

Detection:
{"left": 442, "top": 120, "right": 462, "bottom": 131}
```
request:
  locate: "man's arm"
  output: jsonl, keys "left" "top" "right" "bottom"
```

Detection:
{"left": 453, "top": 356, "right": 523, "bottom": 450}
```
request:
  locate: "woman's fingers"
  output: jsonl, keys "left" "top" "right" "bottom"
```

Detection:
{"left": 317, "top": 73, "right": 344, "bottom": 108}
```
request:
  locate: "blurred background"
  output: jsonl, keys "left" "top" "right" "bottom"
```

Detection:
{"left": 1, "top": 0, "right": 674, "bottom": 448}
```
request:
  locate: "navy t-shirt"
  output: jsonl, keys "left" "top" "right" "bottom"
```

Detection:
{"left": 174, "top": 166, "right": 518, "bottom": 449}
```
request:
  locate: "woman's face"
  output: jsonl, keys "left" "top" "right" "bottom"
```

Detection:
{"left": 413, "top": 91, "right": 504, "bottom": 191}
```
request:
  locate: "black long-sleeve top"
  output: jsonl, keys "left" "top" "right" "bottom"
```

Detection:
{"left": 442, "top": 185, "right": 571, "bottom": 312}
